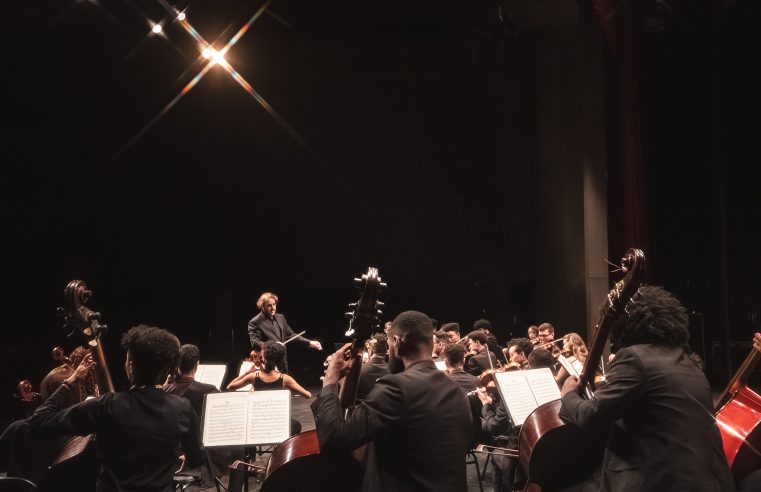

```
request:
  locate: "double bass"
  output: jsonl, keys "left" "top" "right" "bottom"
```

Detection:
{"left": 519, "top": 248, "right": 645, "bottom": 491}
{"left": 260, "top": 267, "right": 386, "bottom": 492}
{"left": 715, "top": 334, "right": 761, "bottom": 482}
{"left": 39, "top": 280, "right": 115, "bottom": 491}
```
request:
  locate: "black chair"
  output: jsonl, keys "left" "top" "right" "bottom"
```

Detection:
{"left": 0, "top": 477, "right": 37, "bottom": 492}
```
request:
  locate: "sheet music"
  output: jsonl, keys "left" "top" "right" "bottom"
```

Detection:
{"left": 196, "top": 364, "right": 227, "bottom": 390}
{"left": 494, "top": 368, "right": 561, "bottom": 426}
{"left": 434, "top": 360, "right": 448, "bottom": 371}
{"left": 236, "top": 361, "right": 254, "bottom": 392}
{"left": 202, "top": 390, "right": 291, "bottom": 447}
{"left": 202, "top": 392, "right": 248, "bottom": 446}
{"left": 246, "top": 390, "right": 290, "bottom": 444}
{"left": 557, "top": 355, "right": 582, "bottom": 378}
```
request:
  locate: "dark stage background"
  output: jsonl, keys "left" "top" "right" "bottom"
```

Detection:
{"left": 2, "top": 0, "right": 760, "bottom": 427}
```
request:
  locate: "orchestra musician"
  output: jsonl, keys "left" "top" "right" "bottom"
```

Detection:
{"left": 464, "top": 331, "right": 500, "bottom": 376}
{"left": 163, "top": 344, "right": 219, "bottom": 418}
{"left": 559, "top": 286, "right": 734, "bottom": 491}
{"left": 504, "top": 338, "right": 533, "bottom": 369}
{"left": 247, "top": 292, "right": 322, "bottom": 373}
{"left": 313, "top": 310, "right": 472, "bottom": 492}
{"left": 29, "top": 325, "right": 204, "bottom": 492}
{"left": 443, "top": 343, "right": 480, "bottom": 395}
{"left": 356, "top": 332, "right": 390, "bottom": 401}
{"left": 473, "top": 319, "right": 507, "bottom": 364}
{"left": 441, "top": 322, "right": 462, "bottom": 343}
{"left": 527, "top": 325, "right": 539, "bottom": 346}
{"left": 555, "top": 332, "right": 589, "bottom": 385}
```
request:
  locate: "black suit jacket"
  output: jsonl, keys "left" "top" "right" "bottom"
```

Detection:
{"left": 464, "top": 348, "right": 499, "bottom": 376}
{"left": 560, "top": 344, "right": 735, "bottom": 492}
{"left": 163, "top": 375, "right": 219, "bottom": 419}
{"left": 447, "top": 368, "right": 480, "bottom": 395}
{"left": 248, "top": 312, "right": 309, "bottom": 372}
{"left": 356, "top": 355, "right": 390, "bottom": 401}
{"left": 312, "top": 359, "right": 472, "bottom": 492}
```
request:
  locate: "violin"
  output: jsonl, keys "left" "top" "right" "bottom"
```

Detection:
{"left": 261, "top": 267, "right": 386, "bottom": 492}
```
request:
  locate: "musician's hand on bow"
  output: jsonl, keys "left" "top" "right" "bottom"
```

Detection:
{"left": 561, "top": 375, "right": 580, "bottom": 397}
{"left": 66, "top": 353, "right": 96, "bottom": 385}
{"left": 475, "top": 387, "right": 492, "bottom": 405}
{"left": 753, "top": 332, "right": 761, "bottom": 354}
{"left": 309, "top": 340, "right": 322, "bottom": 351}
{"left": 323, "top": 343, "right": 352, "bottom": 387}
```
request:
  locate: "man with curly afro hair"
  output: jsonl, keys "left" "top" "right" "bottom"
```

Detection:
{"left": 558, "top": 286, "right": 734, "bottom": 491}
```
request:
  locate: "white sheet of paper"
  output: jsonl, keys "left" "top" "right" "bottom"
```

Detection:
{"left": 196, "top": 364, "right": 227, "bottom": 390}
{"left": 236, "top": 361, "right": 254, "bottom": 392}
{"left": 202, "top": 390, "right": 291, "bottom": 447}
{"left": 494, "top": 368, "right": 561, "bottom": 426}
{"left": 246, "top": 390, "right": 291, "bottom": 444}
{"left": 434, "top": 360, "right": 448, "bottom": 371}
{"left": 202, "top": 392, "right": 248, "bottom": 446}
{"left": 557, "top": 355, "right": 582, "bottom": 378}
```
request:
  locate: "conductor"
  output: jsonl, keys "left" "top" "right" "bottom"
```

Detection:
{"left": 248, "top": 292, "right": 322, "bottom": 373}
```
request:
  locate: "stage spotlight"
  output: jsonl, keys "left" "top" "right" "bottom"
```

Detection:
{"left": 152, "top": 24, "right": 163, "bottom": 34}
{"left": 177, "top": 12, "right": 186, "bottom": 21}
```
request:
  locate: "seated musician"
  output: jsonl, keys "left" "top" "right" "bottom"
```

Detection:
{"left": 227, "top": 341, "right": 311, "bottom": 398}
{"left": 537, "top": 322, "right": 561, "bottom": 358}
{"left": 356, "top": 332, "right": 390, "bottom": 400}
{"left": 527, "top": 347, "right": 555, "bottom": 372}
{"left": 313, "top": 310, "right": 473, "bottom": 492}
{"left": 249, "top": 341, "right": 263, "bottom": 371}
{"left": 441, "top": 322, "right": 462, "bottom": 343}
{"left": 504, "top": 337, "right": 533, "bottom": 369}
{"left": 443, "top": 343, "right": 480, "bottom": 394}
{"left": 474, "top": 319, "right": 506, "bottom": 364}
{"left": 555, "top": 332, "right": 588, "bottom": 385}
{"left": 164, "top": 344, "right": 219, "bottom": 418}
{"left": 464, "top": 331, "right": 499, "bottom": 376}
{"left": 29, "top": 325, "right": 204, "bottom": 492}
{"left": 527, "top": 325, "right": 539, "bottom": 346}
{"left": 432, "top": 330, "right": 452, "bottom": 360}
{"left": 559, "top": 286, "right": 734, "bottom": 491}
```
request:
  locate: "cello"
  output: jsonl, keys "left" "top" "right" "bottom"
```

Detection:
{"left": 518, "top": 248, "right": 645, "bottom": 491}
{"left": 39, "top": 280, "right": 115, "bottom": 491}
{"left": 260, "top": 267, "right": 386, "bottom": 492}
{"left": 715, "top": 333, "right": 761, "bottom": 482}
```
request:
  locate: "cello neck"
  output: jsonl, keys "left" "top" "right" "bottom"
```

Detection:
{"left": 715, "top": 342, "right": 761, "bottom": 411}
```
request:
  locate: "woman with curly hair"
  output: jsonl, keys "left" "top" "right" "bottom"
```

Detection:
{"left": 227, "top": 341, "right": 311, "bottom": 398}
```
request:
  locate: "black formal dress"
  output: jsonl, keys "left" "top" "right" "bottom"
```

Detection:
{"left": 163, "top": 375, "right": 219, "bottom": 418}
{"left": 247, "top": 312, "right": 309, "bottom": 373}
{"left": 465, "top": 348, "right": 499, "bottom": 376}
{"left": 312, "top": 360, "right": 472, "bottom": 492}
{"left": 356, "top": 354, "right": 390, "bottom": 401}
{"left": 30, "top": 384, "right": 203, "bottom": 492}
{"left": 560, "top": 344, "right": 735, "bottom": 492}
{"left": 447, "top": 368, "right": 480, "bottom": 395}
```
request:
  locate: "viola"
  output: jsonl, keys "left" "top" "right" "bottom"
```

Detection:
{"left": 261, "top": 267, "right": 386, "bottom": 492}
{"left": 715, "top": 334, "right": 761, "bottom": 482}
{"left": 518, "top": 248, "right": 645, "bottom": 491}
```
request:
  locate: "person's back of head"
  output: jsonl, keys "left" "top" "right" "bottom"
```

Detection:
{"left": 611, "top": 285, "right": 689, "bottom": 349}
{"left": 528, "top": 348, "right": 555, "bottom": 370}
{"left": 262, "top": 340, "right": 285, "bottom": 372}
{"left": 178, "top": 344, "right": 201, "bottom": 375}
{"left": 473, "top": 319, "right": 493, "bottom": 333}
{"left": 372, "top": 332, "right": 389, "bottom": 355}
{"left": 122, "top": 325, "right": 181, "bottom": 387}
{"left": 443, "top": 343, "right": 466, "bottom": 369}
{"left": 390, "top": 311, "right": 434, "bottom": 356}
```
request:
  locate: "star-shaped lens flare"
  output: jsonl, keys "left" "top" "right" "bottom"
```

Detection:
{"left": 109, "top": 0, "right": 311, "bottom": 165}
